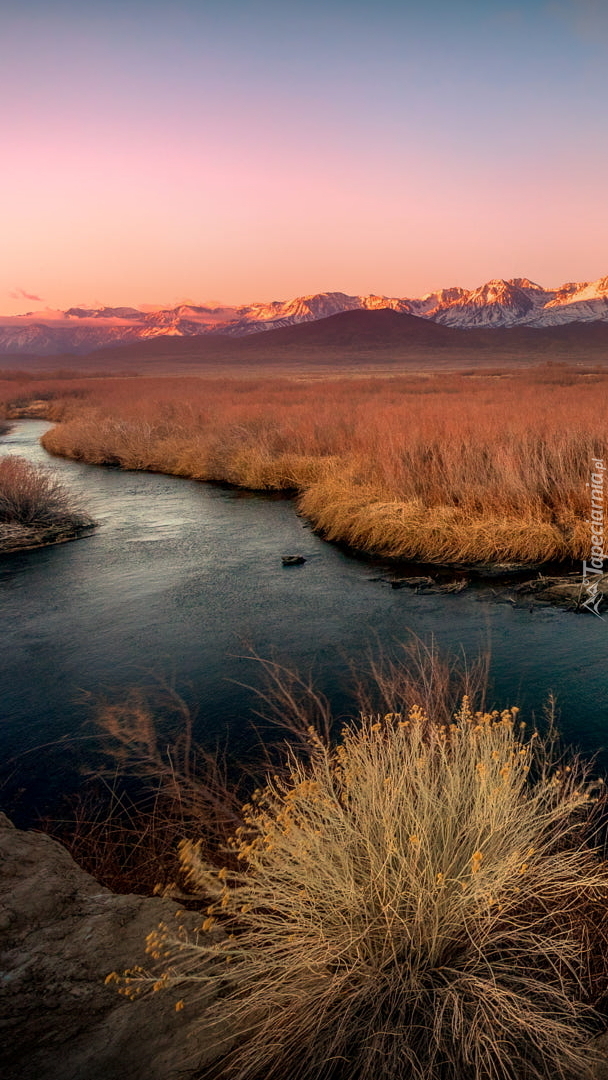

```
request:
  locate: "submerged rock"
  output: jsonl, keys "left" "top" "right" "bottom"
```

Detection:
{"left": 436, "top": 578, "right": 469, "bottom": 594}
{"left": 281, "top": 554, "right": 306, "bottom": 566}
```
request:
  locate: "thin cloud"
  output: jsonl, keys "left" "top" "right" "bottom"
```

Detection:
{"left": 9, "top": 287, "right": 44, "bottom": 302}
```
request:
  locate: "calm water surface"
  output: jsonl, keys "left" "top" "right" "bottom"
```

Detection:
{"left": 2, "top": 421, "right": 607, "bottom": 823}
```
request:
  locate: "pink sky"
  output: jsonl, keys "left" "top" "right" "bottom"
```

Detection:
{"left": 1, "top": 1, "right": 607, "bottom": 315}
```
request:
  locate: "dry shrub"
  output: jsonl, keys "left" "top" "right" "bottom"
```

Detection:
{"left": 114, "top": 698, "right": 608, "bottom": 1079}
{"left": 351, "top": 635, "right": 490, "bottom": 722}
{"left": 0, "top": 455, "right": 90, "bottom": 527}
{"left": 51, "top": 641, "right": 485, "bottom": 894}
{"left": 51, "top": 785, "right": 194, "bottom": 897}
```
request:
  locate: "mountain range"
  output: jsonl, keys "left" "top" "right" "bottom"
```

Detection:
{"left": 1, "top": 275, "right": 608, "bottom": 355}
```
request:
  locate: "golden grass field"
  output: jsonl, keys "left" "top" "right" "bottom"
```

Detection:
{"left": 1, "top": 361, "right": 607, "bottom": 564}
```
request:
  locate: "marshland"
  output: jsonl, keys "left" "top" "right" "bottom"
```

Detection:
{"left": 5, "top": 0, "right": 608, "bottom": 1073}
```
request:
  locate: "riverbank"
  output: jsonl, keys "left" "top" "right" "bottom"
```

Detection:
{"left": 36, "top": 407, "right": 597, "bottom": 607}
{"left": 1, "top": 364, "right": 605, "bottom": 565}
{"left": 0, "top": 518, "right": 96, "bottom": 555}
{"left": 1, "top": 388, "right": 604, "bottom": 609}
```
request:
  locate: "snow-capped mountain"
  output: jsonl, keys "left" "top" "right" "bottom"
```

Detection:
{"left": 1, "top": 275, "right": 607, "bottom": 354}
{"left": 429, "top": 279, "right": 554, "bottom": 327}
{"left": 220, "top": 292, "right": 373, "bottom": 335}
{"left": 533, "top": 276, "right": 608, "bottom": 325}
{"left": 408, "top": 287, "right": 469, "bottom": 317}
{"left": 424, "top": 277, "right": 608, "bottom": 328}
{"left": 215, "top": 292, "right": 415, "bottom": 336}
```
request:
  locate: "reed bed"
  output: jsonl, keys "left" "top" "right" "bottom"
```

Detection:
{"left": 2, "top": 365, "right": 606, "bottom": 563}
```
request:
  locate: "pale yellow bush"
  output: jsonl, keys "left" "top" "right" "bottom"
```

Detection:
{"left": 118, "top": 699, "right": 608, "bottom": 1080}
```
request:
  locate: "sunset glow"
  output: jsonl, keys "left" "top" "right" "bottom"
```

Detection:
{"left": 1, "top": 0, "right": 607, "bottom": 314}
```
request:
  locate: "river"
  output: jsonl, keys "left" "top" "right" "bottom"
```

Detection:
{"left": 1, "top": 421, "right": 607, "bottom": 825}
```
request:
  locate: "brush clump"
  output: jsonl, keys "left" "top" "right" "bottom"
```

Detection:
{"left": 116, "top": 699, "right": 608, "bottom": 1080}
{"left": 0, "top": 455, "right": 94, "bottom": 552}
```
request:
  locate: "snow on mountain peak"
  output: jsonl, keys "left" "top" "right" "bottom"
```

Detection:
{"left": 506, "top": 278, "right": 546, "bottom": 292}
{"left": 568, "top": 276, "right": 608, "bottom": 302}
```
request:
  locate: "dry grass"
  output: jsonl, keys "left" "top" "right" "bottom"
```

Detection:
{"left": 2, "top": 364, "right": 607, "bottom": 563}
{"left": 0, "top": 402, "right": 10, "bottom": 436}
{"left": 48, "top": 685, "right": 245, "bottom": 895}
{"left": 0, "top": 455, "right": 90, "bottom": 528}
{"left": 113, "top": 694, "right": 608, "bottom": 1080}
{"left": 46, "top": 640, "right": 488, "bottom": 895}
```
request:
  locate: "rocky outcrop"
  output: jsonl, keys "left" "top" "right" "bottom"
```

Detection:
{"left": 0, "top": 814, "right": 224, "bottom": 1080}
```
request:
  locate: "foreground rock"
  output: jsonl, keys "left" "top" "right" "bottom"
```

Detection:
{"left": 0, "top": 814, "right": 225, "bottom": 1080}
